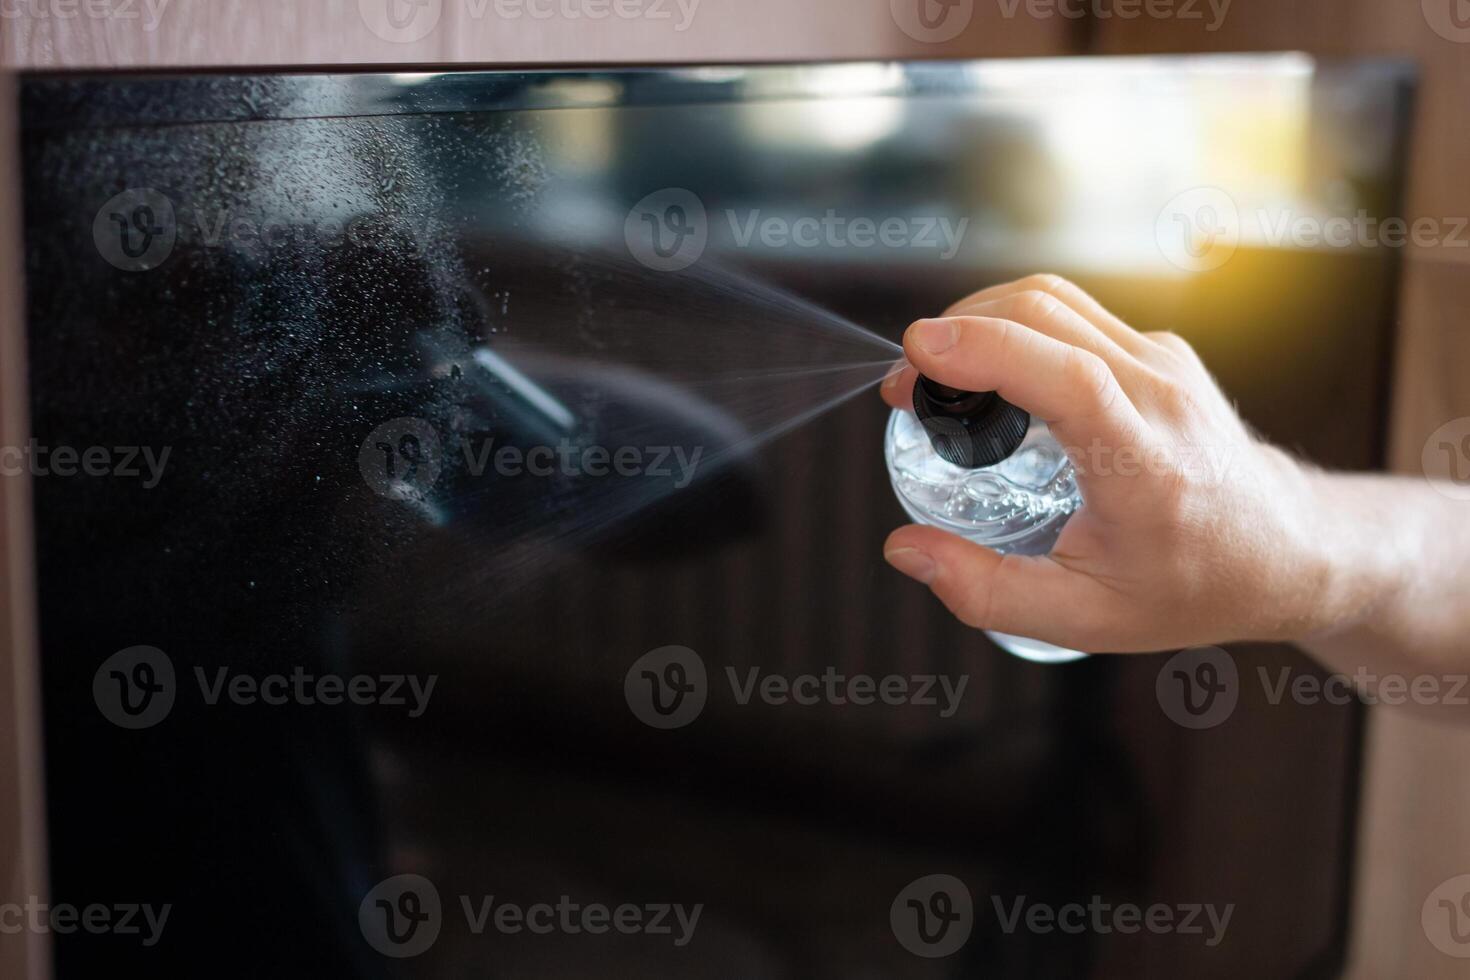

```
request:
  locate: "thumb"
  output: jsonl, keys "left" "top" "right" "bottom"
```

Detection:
{"left": 883, "top": 525, "right": 1117, "bottom": 651}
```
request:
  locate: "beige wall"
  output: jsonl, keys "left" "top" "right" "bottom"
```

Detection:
{"left": 1, "top": 0, "right": 1071, "bottom": 69}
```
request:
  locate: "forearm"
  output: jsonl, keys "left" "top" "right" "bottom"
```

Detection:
{"left": 1295, "top": 471, "right": 1470, "bottom": 682}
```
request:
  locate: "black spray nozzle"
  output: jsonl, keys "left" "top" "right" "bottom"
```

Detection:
{"left": 913, "top": 376, "right": 1031, "bottom": 469}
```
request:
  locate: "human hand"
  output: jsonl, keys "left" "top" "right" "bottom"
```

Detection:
{"left": 881, "top": 274, "right": 1341, "bottom": 654}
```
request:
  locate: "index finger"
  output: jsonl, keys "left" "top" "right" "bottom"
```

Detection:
{"left": 902, "top": 315, "right": 1152, "bottom": 455}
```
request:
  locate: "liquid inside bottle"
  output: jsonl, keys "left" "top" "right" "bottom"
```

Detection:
{"left": 885, "top": 408, "right": 1089, "bottom": 664}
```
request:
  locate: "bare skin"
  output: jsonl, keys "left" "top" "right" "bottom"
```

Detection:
{"left": 881, "top": 275, "right": 1470, "bottom": 689}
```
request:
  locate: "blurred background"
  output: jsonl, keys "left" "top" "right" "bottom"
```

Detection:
{"left": 2, "top": 3, "right": 1468, "bottom": 979}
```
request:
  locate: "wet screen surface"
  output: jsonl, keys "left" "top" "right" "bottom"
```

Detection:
{"left": 21, "top": 62, "right": 1410, "bottom": 977}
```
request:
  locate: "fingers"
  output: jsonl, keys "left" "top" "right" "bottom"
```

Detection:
{"left": 881, "top": 274, "right": 1153, "bottom": 414}
{"left": 883, "top": 524, "right": 1122, "bottom": 650}
{"left": 901, "top": 315, "right": 1151, "bottom": 454}
{"left": 945, "top": 274, "right": 1153, "bottom": 357}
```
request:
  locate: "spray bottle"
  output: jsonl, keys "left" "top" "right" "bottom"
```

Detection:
{"left": 885, "top": 376, "right": 1087, "bottom": 663}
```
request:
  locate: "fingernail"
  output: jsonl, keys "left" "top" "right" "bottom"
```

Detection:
{"left": 885, "top": 547, "right": 937, "bottom": 584}
{"left": 881, "top": 362, "right": 907, "bottom": 389}
{"left": 913, "top": 318, "right": 958, "bottom": 355}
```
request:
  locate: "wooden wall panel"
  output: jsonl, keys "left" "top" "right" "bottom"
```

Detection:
{"left": 1, "top": 0, "right": 1073, "bottom": 69}
{"left": 0, "top": 69, "right": 50, "bottom": 980}
{"left": 1094, "top": 3, "right": 1470, "bottom": 977}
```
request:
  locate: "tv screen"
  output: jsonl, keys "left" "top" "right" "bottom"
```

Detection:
{"left": 19, "top": 57, "right": 1412, "bottom": 977}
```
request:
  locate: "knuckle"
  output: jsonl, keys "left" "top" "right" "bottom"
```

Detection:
{"left": 1148, "top": 331, "right": 1199, "bottom": 359}
{"left": 1020, "top": 272, "right": 1074, "bottom": 296}
{"left": 1009, "top": 289, "right": 1062, "bottom": 324}
{"left": 1153, "top": 379, "right": 1200, "bottom": 421}
{"left": 1066, "top": 347, "right": 1120, "bottom": 416}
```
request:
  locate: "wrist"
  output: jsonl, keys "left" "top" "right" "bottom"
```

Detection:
{"left": 1288, "top": 466, "right": 1415, "bottom": 645}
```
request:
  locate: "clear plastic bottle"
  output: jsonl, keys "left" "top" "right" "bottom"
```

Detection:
{"left": 884, "top": 389, "right": 1088, "bottom": 664}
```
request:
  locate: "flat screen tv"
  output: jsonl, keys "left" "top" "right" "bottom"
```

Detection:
{"left": 18, "top": 56, "right": 1413, "bottom": 977}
